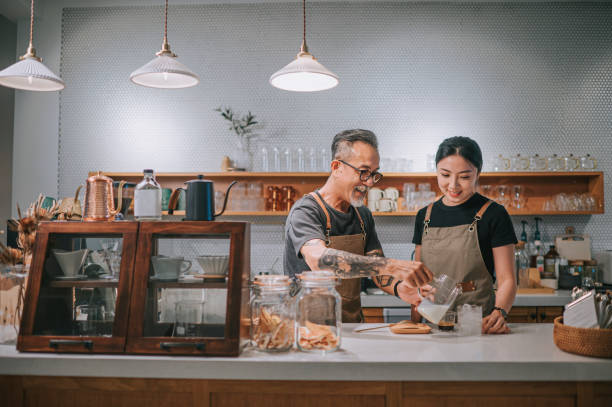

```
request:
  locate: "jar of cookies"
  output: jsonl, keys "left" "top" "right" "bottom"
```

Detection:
{"left": 295, "top": 271, "right": 341, "bottom": 353}
{"left": 250, "top": 275, "right": 294, "bottom": 352}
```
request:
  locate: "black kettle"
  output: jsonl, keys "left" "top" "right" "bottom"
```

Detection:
{"left": 168, "top": 175, "right": 238, "bottom": 221}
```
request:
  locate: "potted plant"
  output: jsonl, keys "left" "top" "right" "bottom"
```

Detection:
{"left": 215, "top": 107, "right": 259, "bottom": 171}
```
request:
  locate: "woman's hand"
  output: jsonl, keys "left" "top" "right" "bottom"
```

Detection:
{"left": 482, "top": 309, "right": 510, "bottom": 334}
{"left": 396, "top": 282, "right": 422, "bottom": 305}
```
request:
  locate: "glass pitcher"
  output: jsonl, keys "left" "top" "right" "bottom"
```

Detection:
{"left": 417, "top": 274, "right": 462, "bottom": 324}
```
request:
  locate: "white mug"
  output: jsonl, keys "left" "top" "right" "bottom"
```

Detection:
{"left": 376, "top": 198, "right": 397, "bottom": 212}
{"left": 368, "top": 187, "right": 384, "bottom": 202}
{"left": 384, "top": 187, "right": 399, "bottom": 200}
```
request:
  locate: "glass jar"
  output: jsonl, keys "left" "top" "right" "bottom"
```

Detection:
{"left": 250, "top": 275, "right": 294, "bottom": 352}
{"left": 295, "top": 271, "right": 341, "bottom": 353}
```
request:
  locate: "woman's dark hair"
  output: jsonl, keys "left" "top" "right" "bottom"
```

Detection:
{"left": 435, "top": 136, "right": 483, "bottom": 173}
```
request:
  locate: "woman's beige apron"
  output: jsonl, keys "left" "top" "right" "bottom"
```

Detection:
{"left": 309, "top": 192, "right": 366, "bottom": 323}
{"left": 420, "top": 199, "right": 496, "bottom": 315}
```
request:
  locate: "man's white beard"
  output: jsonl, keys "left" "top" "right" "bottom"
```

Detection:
{"left": 350, "top": 187, "right": 367, "bottom": 207}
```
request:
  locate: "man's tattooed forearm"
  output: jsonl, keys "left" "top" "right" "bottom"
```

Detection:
{"left": 318, "top": 248, "right": 389, "bottom": 278}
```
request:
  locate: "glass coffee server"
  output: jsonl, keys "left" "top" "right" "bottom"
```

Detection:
{"left": 126, "top": 221, "right": 250, "bottom": 356}
{"left": 18, "top": 222, "right": 138, "bottom": 353}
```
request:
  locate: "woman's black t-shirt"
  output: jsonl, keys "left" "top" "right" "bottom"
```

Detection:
{"left": 412, "top": 193, "right": 517, "bottom": 280}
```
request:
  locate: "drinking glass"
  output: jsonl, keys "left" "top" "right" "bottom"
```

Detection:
{"left": 511, "top": 185, "right": 526, "bottom": 209}
{"left": 511, "top": 154, "right": 530, "bottom": 171}
{"left": 319, "top": 148, "right": 330, "bottom": 172}
{"left": 479, "top": 185, "right": 492, "bottom": 198}
{"left": 418, "top": 183, "right": 431, "bottom": 192}
{"left": 307, "top": 147, "right": 317, "bottom": 172}
{"left": 296, "top": 147, "right": 305, "bottom": 172}
{"left": 457, "top": 304, "right": 482, "bottom": 336}
{"left": 173, "top": 300, "right": 206, "bottom": 337}
{"left": 403, "top": 183, "right": 416, "bottom": 200}
{"left": 547, "top": 154, "right": 562, "bottom": 171}
{"left": 272, "top": 147, "right": 281, "bottom": 172}
{"left": 258, "top": 147, "right": 269, "bottom": 172}
{"left": 530, "top": 154, "right": 548, "bottom": 171}
{"left": 563, "top": 154, "right": 580, "bottom": 172}
{"left": 580, "top": 154, "right": 597, "bottom": 170}
{"left": 492, "top": 154, "right": 511, "bottom": 172}
{"left": 282, "top": 147, "right": 293, "bottom": 172}
{"left": 426, "top": 154, "right": 436, "bottom": 172}
{"left": 496, "top": 185, "right": 509, "bottom": 207}
{"left": 417, "top": 274, "right": 461, "bottom": 324}
{"left": 75, "top": 304, "right": 105, "bottom": 336}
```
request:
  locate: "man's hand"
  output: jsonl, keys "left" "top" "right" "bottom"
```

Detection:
{"left": 385, "top": 259, "right": 433, "bottom": 287}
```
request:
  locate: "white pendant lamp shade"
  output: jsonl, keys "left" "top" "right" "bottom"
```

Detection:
{"left": 270, "top": 52, "right": 338, "bottom": 92}
{"left": 131, "top": 0, "right": 198, "bottom": 89}
{"left": 130, "top": 54, "right": 199, "bottom": 89}
{"left": 0, "top": 0, "right": 64, "bottom": 91}
{"left": 270, "top": 0, "right": 338, "bottom": 92}
{"left": 0, "top": 56, "right": 65, "bottom": 91}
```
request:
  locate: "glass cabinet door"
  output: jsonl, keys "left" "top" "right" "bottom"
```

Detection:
{"left": 18, "top": 222, "right": 138, "bottom": 353}
{"left": 127, "top": 222, "right": 249, "bottom": 356}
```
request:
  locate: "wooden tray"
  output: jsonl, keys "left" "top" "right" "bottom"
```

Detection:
{"left": 517, "top": 287, "right": 555, "bottom": 294}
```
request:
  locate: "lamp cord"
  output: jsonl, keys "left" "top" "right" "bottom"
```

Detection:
{"left": 29, "top": 0, "right": 34, "bottom": 49}
{"left": 303, "top": 0, "right": 306, "bottom": 44}
{"left": 163, "top": 0, "right": 169, "bottom": 46}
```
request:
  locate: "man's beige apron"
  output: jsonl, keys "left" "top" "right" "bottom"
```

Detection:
{"left": 420, "top": 199, "right": 496, "bottom": 315}
{"left": 310, "top": 192, "right": 366, "bottom": 323}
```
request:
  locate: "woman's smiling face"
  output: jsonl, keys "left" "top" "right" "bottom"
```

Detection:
{"left": 436, "top": 154, "right": 479, "bottom": 206}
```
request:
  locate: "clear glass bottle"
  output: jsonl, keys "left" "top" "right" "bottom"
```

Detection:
{"left": 134, "top": 169, "right": 162, "bottom": 220}
{"left": 250, "top": 275, "right": 294, "bottom": 352}
{"left": 514, "top": 242, "right": 530, "bottom": 288}
{"left": 295, "top": 271, "right": 341, "bottom": 353}
{"left": 535, "top": 240, "right": 545, "bottom": 277}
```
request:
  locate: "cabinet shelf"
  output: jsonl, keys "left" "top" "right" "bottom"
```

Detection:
{"left": 47, "top": 280, "right": 119, "bottom": 288}
{"left": 98, "top": 171, "right": 605, "bottom": 216}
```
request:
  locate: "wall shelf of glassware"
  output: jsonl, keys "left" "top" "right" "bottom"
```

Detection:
{"left": 18, "top": 222, "right": 138, "bottom": 353}
{"left": 125, "top": 221, "right": 250, "bottom": 356}
{"left": 99, "top": 171, "right": 604, "bottom": 216}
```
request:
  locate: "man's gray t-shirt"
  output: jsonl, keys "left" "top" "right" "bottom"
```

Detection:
{"left": 283, "top": 192, "right": 382, "bottom": 278}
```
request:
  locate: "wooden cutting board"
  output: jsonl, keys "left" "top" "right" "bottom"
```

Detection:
{"left": 389, "top": 321, "right": 432, "bottom": 334}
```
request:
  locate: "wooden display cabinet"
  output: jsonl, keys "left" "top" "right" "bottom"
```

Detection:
{"left": 18, "top": 222, "right": 138, "bottom": 353}
{"left": 98, "top": 171, "right": 605, "bottom": 216}
{"left": 126, "top": 221, "right": 250, "bottom": 356}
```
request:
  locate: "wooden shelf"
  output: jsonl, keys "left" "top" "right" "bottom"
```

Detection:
{"left": 47, "top": 279, "right": 119, "bottom": 288}
{"left": 98, "top": 171, "right": 605, "bottom": 216}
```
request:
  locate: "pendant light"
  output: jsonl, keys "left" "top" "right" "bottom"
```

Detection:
{"left": 130, "top": 0, "right": 199, "bottom": 89}
{"left": 0, "top": 0, "right": 65, "bottom": 91}
{"left": 269, "top": 0, "right": 338, "bottom": 92}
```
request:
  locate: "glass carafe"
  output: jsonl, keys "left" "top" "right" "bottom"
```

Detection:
{"left": 295, "top": 271, "right": 341, "bottom": 353}
{"left": 250, "top": 275, "right": 294, "bottom": 352}
{"left": 417, "top": 274, "right": 462, "bottom": 324}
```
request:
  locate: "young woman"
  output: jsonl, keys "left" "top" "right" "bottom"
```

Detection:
{"left": 412, "top": 137, "right": 517, "bottom": 334}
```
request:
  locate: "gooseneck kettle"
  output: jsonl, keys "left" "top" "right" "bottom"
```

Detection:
{"left": 168, "top": 175, "right": 237, "bottom": 221}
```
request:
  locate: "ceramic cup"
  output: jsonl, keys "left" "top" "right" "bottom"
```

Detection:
{"left": 196, "top": 255, "right": 229, "bottom": 275}
{"left": 161, "top": 188, "right": 173, "bottom": 211}
{"left": 151, "top": 256, "right": 192, "bottom": 280}
{"left": 376, "top": 198, "right": 397, "bottom": 212}
{"left": 53, "top": 249, "right": 89, "bottom": 277}
{"left": 384, "top": 187, "right": 399, "bottom": 200}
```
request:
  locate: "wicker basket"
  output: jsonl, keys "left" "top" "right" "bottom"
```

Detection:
{"left": 553, "top": 316, "right": 612, "bottom": 358}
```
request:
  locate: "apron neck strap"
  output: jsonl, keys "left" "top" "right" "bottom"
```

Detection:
{"left": 469, "top": 200, "right": 494, "bottom": 232}
{"left": 309, "top": 191, "right": 366, "bottom": 245}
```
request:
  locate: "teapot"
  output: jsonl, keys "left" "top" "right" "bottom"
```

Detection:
{"left": 168, "top": 175, "right": 237, "bottom": 221}
{"left": 83, "top": 172, "right": 125, "bottom": 221}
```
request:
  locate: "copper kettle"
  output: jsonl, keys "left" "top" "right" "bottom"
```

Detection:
{"left": 83, "top": 172, "right": 126, "bottom": 221}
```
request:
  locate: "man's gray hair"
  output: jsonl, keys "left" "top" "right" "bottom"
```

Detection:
{"left": 331, "top": 129, "right": 379, "bottom": 160}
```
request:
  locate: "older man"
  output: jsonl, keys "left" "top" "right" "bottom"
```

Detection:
{"left": 284, "top": 129, "right": 432, "bottom": 322}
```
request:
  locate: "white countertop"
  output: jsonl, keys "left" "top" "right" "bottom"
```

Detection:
{"left": 361, "top": 290, "right": 572, "bottom": 308}
{"left": 1, "top": 323, "right": 610, "bottom": 381}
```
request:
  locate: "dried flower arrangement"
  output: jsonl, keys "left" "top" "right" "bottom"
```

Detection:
{"left": 2, "top": 194, "right": 58, "bottom": 268}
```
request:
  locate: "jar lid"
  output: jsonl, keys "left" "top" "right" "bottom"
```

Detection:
{"left": 253, "top": 274, "right": 291, "bottom": 287}
{"left": 297, "top": 270, "right": 338, "bottom": 286}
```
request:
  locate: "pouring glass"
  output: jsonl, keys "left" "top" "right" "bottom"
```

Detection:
{"left": 417, "top": 274, "right": 462, "bottom": 324}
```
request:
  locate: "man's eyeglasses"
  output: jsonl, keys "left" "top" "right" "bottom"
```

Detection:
{"left": 337, "top": 160, "right": 383, "bottom": 184}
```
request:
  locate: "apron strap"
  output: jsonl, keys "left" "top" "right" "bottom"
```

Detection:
{"left": 468, "top": 200, "right": 494, "bottom": 232}
{"left": 309, "top": 192, "right": 332, "bottom": 246}
{"left": 309, "top": 191, "right": 367, "bottom": 245}
{"left": 423, "top": 201, "right": 436, "bottom": 235}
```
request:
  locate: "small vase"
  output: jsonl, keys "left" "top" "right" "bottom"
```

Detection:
{"left": 233, "top": 139, "right": 253, "bottom": 171}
